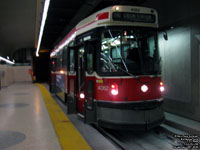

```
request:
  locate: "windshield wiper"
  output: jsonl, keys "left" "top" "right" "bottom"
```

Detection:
{"left": 108, "top": 29, "right": 128, "bottom": 72}
{"left": 111, "top": 62, "right": 136, "bottom": 78}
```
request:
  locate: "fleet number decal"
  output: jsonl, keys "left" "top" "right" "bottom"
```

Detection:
{"left": 98, "top": 85, "right": 109, "bottom": 91}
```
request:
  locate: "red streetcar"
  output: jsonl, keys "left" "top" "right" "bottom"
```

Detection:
{"left": 50, "top": 5, "right": 165, "bottom": 130}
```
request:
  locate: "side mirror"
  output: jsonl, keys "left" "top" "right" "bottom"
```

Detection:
{"left": 163, "top": 31, "right": 168, "bottom": 41}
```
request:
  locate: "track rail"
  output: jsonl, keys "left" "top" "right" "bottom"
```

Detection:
{"left": 93, "top": 125, "right": 131, "bottom": 150}
{"left": 93, "top": 124, "right": 197, "bottom": 150}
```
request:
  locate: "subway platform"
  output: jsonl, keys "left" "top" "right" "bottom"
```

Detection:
{"left": 0, "top": 82, "right": 200, "bottom": 150}
{"left": 0, "top": 82, "right": 117, "bottom": 150}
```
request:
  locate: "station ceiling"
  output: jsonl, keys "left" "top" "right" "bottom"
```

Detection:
{"left": 0, "top": 0, "right": 200, "bottom": 58}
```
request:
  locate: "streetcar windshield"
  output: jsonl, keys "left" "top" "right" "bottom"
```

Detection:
{"left": 100, "top": 27, "right": 160, "bottom": 75}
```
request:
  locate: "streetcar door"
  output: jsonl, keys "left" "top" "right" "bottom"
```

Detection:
{"left": 67, "top": 47, "right": 76, "bottom": 114}
{"left": 84, "top": 43, "right": 96, "bottom": 123}
{"left": 77, "top": 46, "right": 86, "bottom": 115}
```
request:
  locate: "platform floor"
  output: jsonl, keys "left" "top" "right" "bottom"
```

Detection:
{"left": 0, "top": 82, "right": 117, "bottom": 150}
{"left": 0, "top": 82, "right": 61, "bottom": 150}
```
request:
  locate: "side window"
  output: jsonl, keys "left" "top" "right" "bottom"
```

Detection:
{"left": 51, "top": 58, "right": 56, "bottom": 72}
{"left": 69, "top": 49, "right": 75, "bottom": 73}
{"left": 87, "top": 53, "right": 93, "bottom": 74}
{"left": 59, "top": 51, "right": 63, "bottom": 69}
{"left": 62, "top": 47, "right": 67, "bottom": 69}
{"left": 100, "top": 30, "right": 120, "bottom": 72}
{"left": 85, "top": 43, "right": 94, "bottom": 74}
{"left": 111, "top": 47, "right": 121, "bottom": 63}
{"left": 147, "top": 36, "right": 155, "bottom": 58}
{"left": 56, "top": 51, "right": 62, "bottom": 71}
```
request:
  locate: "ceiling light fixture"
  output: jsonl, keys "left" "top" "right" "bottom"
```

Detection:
{"left": 35, "top": 0, "right": 51, "bottom": 57}
{"left": 0, "top": 56, "right": 15, "bottom": 65}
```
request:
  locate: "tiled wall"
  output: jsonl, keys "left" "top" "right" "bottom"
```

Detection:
{"left": 0, "top": 65, "right": 32, "bottom": 87}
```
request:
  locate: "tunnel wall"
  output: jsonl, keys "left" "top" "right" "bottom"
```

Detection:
{"left": 0, "top": 65, "right": 32, "bottom": 87}
{"left": 141, "top": 0, "right": 200, "bottom": 121}
{"left": 159, "top": 25, "right": 200, "bottom": 121}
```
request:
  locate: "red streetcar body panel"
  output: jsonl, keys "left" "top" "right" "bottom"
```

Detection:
{"left": 94, "top": 76, "right": 162, "bottom": 102}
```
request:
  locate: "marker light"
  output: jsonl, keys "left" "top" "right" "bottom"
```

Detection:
{"left": 111, "top": 83, "right": 118, "bottom": 95}
{"left": 80, "top": 93, "right": 85, "bottom": 99}
{"left": 141, "top": 85, "right": 148, "bottom": 93}
{"left": 160, "top": 82, "right": 165, "bottom": 92}
{"left": 115, "top": 6, "right": 119, "bottom": 11}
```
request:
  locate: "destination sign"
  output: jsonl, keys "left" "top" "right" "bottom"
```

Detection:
{"left": 112, "top": 12, "right": 156, "bottom": 23}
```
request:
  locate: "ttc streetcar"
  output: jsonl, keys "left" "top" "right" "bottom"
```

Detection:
{"left": 50, "top": 5, "right": 165, "bottom": 130}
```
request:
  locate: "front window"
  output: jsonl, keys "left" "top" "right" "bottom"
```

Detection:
{"left": 100, "top": 27, "right": 160, "bottom": 75}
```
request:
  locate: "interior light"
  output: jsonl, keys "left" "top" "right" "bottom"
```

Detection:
{"left": 0, "top": 56, "right": 15, "bottom": 65}
{"left": 36, "top": 0, "right": 51, "bottom": 57}
{"left": 141, "top": 85, "right": 148, "bottom": 93}
{"left": 111, "top": 39, "right": 120, "bottom": 46}
{"left": 124, "top": 31, "right": 127, "bottom": 36}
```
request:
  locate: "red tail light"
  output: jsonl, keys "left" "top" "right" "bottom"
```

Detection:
{"left": 110, "top": 83, "right": 118, "bottom": 95}
{"left": 160, "top": 81, "right": 165, "bottom": 92}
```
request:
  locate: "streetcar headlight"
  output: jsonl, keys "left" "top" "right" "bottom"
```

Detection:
{"left": 111, "top": 83, "right": 118, "bottom": 95}
{"left": 141, "top": 85, "right": 148, "bottom": 93}
{"left": 160, "top": 86, "right": 165, "bottom": 92}
{"left": 80, "top": 93, "right": 85, "bottom": 99}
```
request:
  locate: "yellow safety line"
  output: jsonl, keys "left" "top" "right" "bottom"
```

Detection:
{"left": 36, "top": 84, "right": 91, "bottom": 150}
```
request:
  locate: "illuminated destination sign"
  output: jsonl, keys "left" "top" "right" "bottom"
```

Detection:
{"left": 112, "top": 12, "right": 156, "bottom": 23}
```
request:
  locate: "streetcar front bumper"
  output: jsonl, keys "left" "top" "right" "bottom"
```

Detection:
{"left": 96, "top": 99, "right": 165, "bottom": 131}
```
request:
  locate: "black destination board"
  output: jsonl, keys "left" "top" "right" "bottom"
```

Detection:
{"left": 113, "top": 12, "right": 156, "bottom": 23}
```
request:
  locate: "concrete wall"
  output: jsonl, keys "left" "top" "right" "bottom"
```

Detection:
{"left": 0, "top": 65, "right": 14, "bottom": 87}
{"left": 0, "top": 65, "right": 32, "bottom": 87}
{"left": 13, "top": 66, "right": 32, "bottom": 82}
{"left": 158, "top": 25, "right": 200, "bottom": 121}
{"left": 159, "top": 27, "right": 191, "bottom": 103}
{"left": 141, "top": 0, "right": 200, "bottom": 121}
